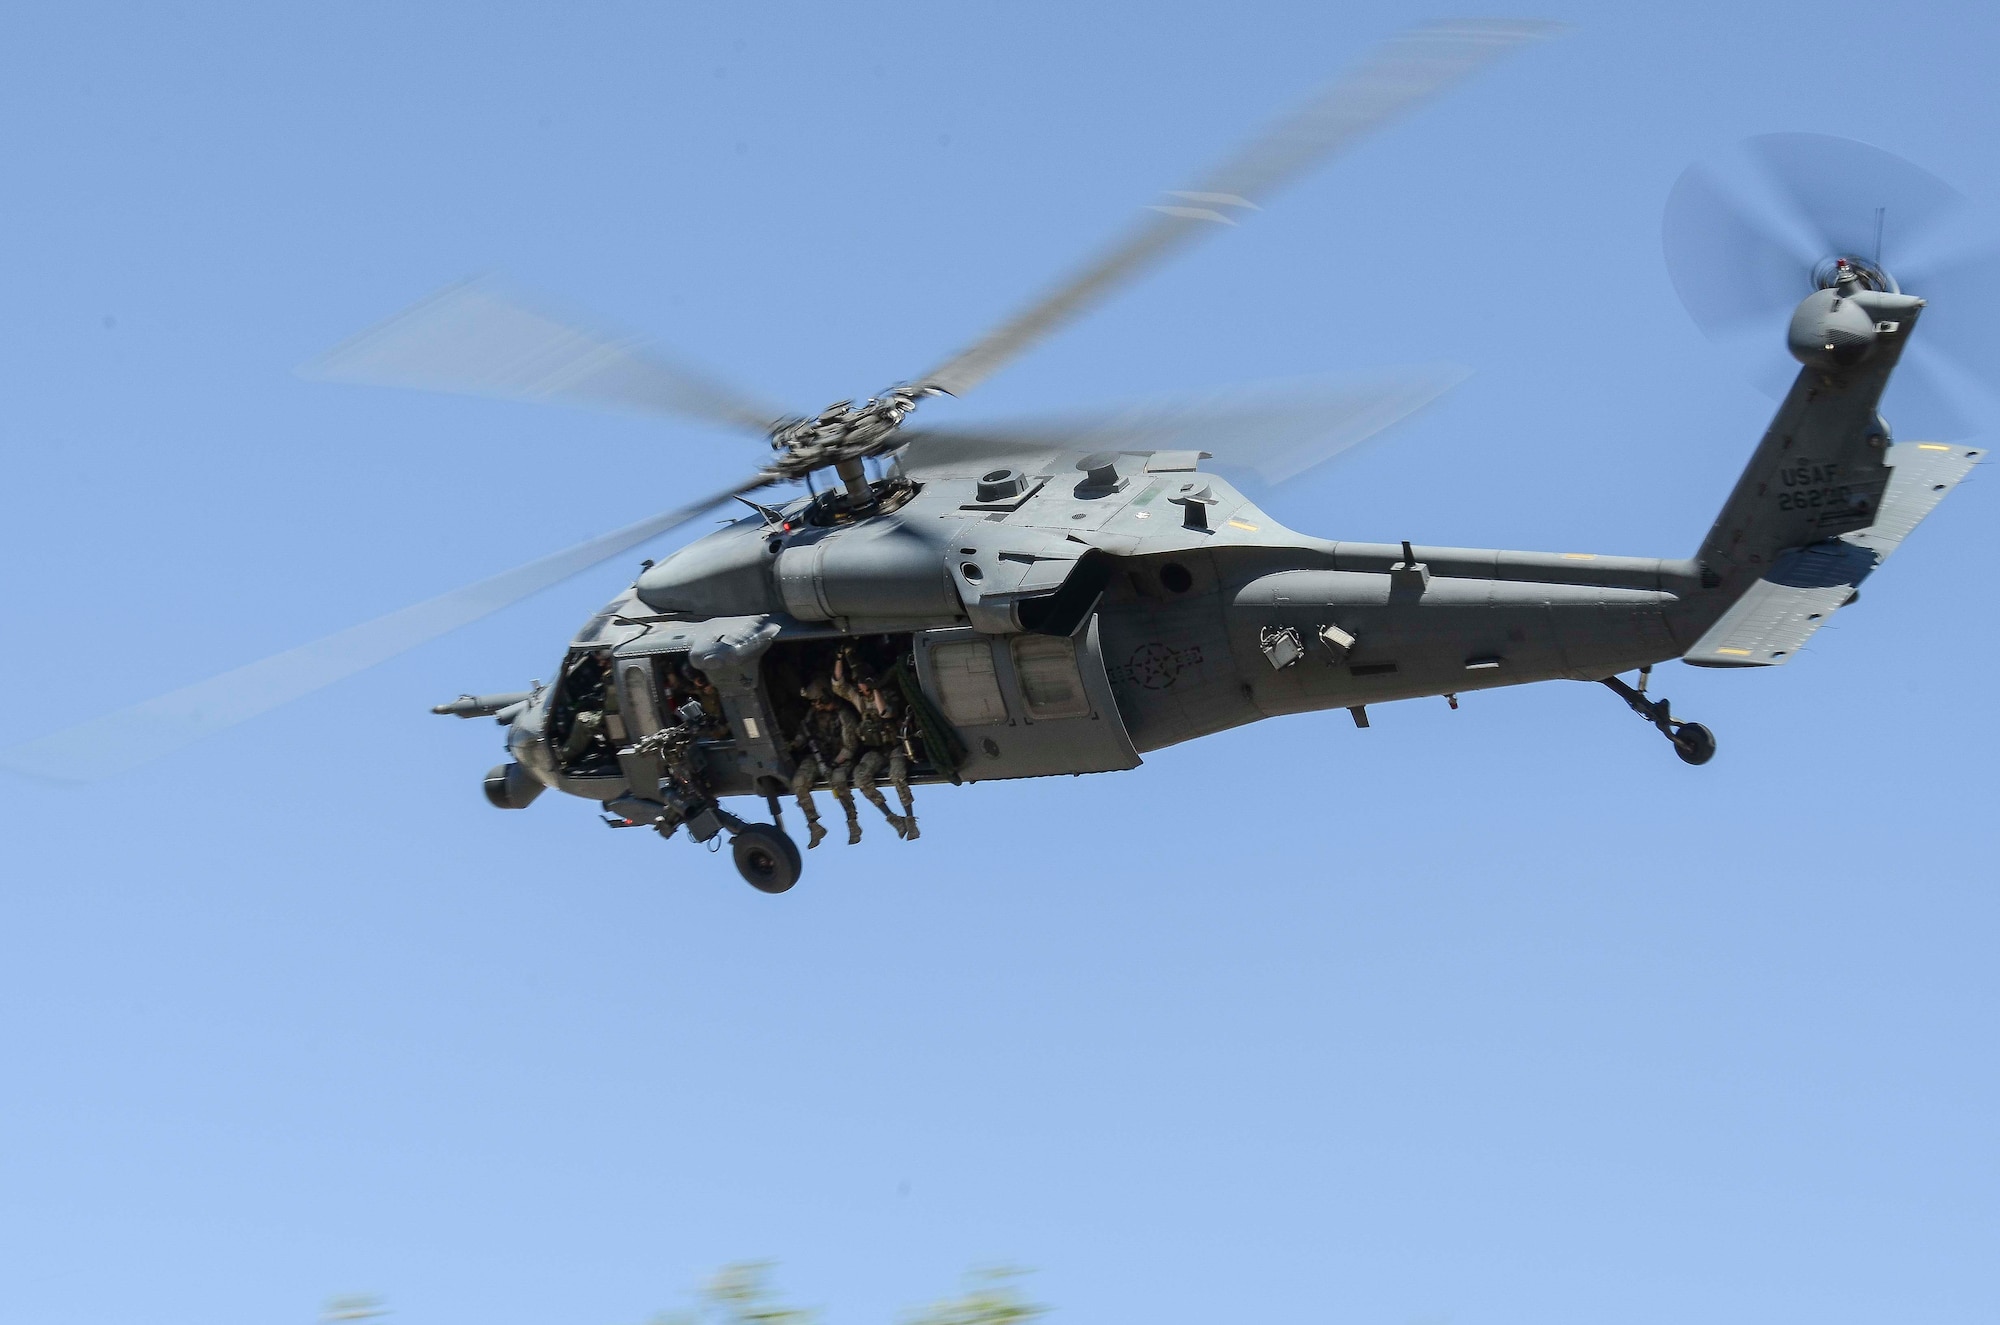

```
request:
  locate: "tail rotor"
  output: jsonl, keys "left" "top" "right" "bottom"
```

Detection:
{"left": 1662, "top": 132, "right": 1996, "bottom": 439}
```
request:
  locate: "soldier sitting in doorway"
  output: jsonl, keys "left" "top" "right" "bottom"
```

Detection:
{"left": 787, "top": 677, "right": 861, "bottom": 849}
{"left": 840, "top": 657, "right": 919, "bottom": 841}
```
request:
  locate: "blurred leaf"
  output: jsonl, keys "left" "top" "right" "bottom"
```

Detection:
{"left": 651, "top": 1262, "right": 1046, "bottom": 1325}
{"left": 903, "top": 1267, "right": 1048, "bottom": 1325}
{"left": 650, "top": 1262, "right": 818, "bottom": 1325}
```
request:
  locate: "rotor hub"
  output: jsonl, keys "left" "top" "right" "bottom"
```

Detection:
{"left": 761, "top": 385, "right": 939, "bottom": 484}
{"left": 1812, "top": 255, "right": 1899, "bottom": 296}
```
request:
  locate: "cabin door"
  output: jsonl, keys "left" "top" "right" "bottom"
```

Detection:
{"left": 914, "top": 616, "right": 1140, "bottom": 782}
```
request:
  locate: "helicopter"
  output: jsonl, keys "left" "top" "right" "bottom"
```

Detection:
{"left": 3, "top": 21, "right": 1986, "bottom": 893}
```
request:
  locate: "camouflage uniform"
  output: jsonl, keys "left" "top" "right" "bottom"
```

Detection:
{"left": 830, "top": 647, "right": 867, "bottom": 711}
{"left": 852, "top": 684, "right": 918, "bottom": 840}
{"left": 677, "top": 664, "right": 730, "bottom": 739}
{"left": 788, "top": 685, "right": 861, "bottom": 847}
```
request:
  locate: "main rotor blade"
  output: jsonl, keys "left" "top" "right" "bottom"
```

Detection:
{"left": 0, "top": 477, "right": 768, "bottom": 784}
{"left": 894, "top": 364, "right": 1469, "bottom": 485}
{"left": 305, "top": 279, "right": 791, "bottom": 434}
{"left": 913, "top": 19, "right": 1558, "bottom": 399}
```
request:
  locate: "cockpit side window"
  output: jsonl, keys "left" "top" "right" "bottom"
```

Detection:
{"left": 548, "top": 650, "right": 622, "bottom": 776}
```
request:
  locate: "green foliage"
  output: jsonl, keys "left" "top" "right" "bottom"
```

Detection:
{"left": 650, "top": 1263, "right": 1046, "bottom": 1325}
{"left": 903, "top": 1268, "right": 1047, "bottom": 1325}
{"left": 651, "top": 1262, "right": 816, "bottom": 1325}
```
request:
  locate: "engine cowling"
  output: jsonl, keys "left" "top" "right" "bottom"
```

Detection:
{"left": 773, "top": 523, "right": 960, "bottom": 621}
{"left": 636, "top": 524, "right": 779, "bottom": 618}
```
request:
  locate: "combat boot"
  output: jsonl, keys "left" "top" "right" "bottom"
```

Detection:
{"left": 903, "top": 815, "right": 920, "bottom": 840}
{"left": 805, "top": 818, "right": 827, "bottom": 849}
{"left": 885, "top": 813, "right": 911, "bottom": 839}
{"left": 834, "top": 791, "right": 863, "bottom": 845}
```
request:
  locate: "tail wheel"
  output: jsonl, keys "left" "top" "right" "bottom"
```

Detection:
{"left": 1672, "top": 723, "right": 1717, "bottom": 766}
{"left": 731, "top": 824, "right": 803, "bottom": 893}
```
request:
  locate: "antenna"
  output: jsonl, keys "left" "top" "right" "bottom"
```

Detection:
{"left": 1873, "top": 206, "right": 1885, "bottom": 268}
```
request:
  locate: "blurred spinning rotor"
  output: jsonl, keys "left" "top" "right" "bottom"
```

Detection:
{"left": 2, "top": 18, "right": 1557, "bottom": 781}
{"left": 1661, "top": 132, "right": 1998, "bottom": 439}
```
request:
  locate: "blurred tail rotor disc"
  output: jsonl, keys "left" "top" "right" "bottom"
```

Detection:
{"left": 1662, "top": 132, "right": 1996, "bottom": 440}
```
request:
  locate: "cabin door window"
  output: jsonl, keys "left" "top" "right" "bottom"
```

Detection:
{"left": 1009, "top": 635, "right": 1091, "bottom": 720}
{"left": 929, "top": 639, "right": 1008, "bottom": 726}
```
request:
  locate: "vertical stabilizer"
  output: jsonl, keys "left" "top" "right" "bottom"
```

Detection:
{"left": 1680, "top": 291, "right": 1983, "bottom": 666}
{"left": 1694, "top": 290, "right": 1922, "bottom": 589}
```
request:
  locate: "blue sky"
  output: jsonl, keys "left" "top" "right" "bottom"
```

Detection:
{"left": 2, "top": 2, "right": 1996, "bottom": 1323}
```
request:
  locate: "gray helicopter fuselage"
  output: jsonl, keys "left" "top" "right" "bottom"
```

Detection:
{"left": 515, "top": 446, "right": 1714, "bottom": 805}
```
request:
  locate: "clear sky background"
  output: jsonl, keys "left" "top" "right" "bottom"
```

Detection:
{"left": 2, "top": 2, "right": 1996, "bottom": 1323}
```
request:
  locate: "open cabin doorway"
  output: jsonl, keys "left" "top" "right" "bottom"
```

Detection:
{"left": 758, "top": 632, "right": 958, "bottom": 783}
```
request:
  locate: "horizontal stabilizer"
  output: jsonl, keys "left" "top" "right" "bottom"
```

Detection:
{"left": 1685, "top": 441, "right": 1979, "bottom": 666}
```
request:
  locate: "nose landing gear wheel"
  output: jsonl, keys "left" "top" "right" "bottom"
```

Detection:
{"left": 731, "top": 823, "right": 803, "bottom": 893}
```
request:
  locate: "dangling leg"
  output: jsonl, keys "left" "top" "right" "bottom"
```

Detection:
{"left": 791, "top": 760, "right": 828, "bottom": 849}
{"left": 889, "top": 749, "right": 917, "bottom": 840}
{"left": 854, "top": 749, "right": 909, "bottom": 837}
{"left": 829, "top": 761, "right": 863, "bottom": 844}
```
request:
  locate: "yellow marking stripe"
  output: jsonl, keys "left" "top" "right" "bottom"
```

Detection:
{"left": 1226, "top": 518, "right": 1259, "bottom": 531}
{"left": 1918, "top": 443, "right": 1952, "bottom": 451}
{"left": 1560, "top": 552, "right": 1598, "bottom": 560}
{"left": 1715, "top": 647, "right": 1753, "bottom": 656}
